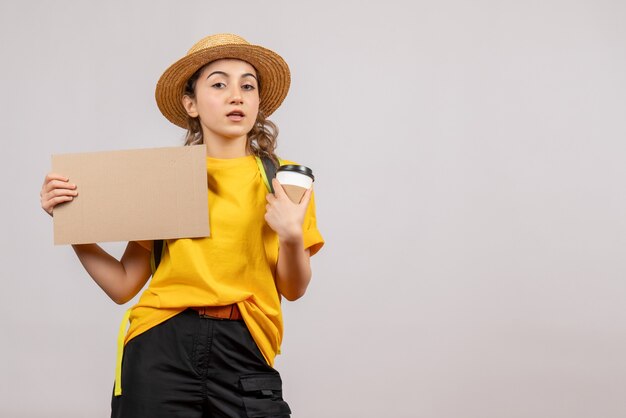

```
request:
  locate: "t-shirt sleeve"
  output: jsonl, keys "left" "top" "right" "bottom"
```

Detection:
{"left": 302, "top": 189, "right": 324, "bottom": 256}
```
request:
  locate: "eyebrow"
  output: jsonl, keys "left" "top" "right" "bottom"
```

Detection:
{"left": 206, "top": 71, "right": 258, "bottom": 82}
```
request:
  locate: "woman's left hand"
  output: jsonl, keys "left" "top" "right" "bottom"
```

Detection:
{"left": 265, "top": 178, "right": 312, "bottom": 243}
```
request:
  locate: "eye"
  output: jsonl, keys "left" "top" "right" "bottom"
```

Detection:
{"left": 211, "top": 82, "right": 226, "bottom": 89}
{"left": 242, "top": 83, "right": 256, "bottom": 91}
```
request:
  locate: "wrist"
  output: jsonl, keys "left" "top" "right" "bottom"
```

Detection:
{"left": 278, "top": 228, "right": 303, "bottom": 246}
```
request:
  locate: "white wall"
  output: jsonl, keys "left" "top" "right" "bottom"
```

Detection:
{"left": 1, "top": 0, "right": 626, "bottom": 417}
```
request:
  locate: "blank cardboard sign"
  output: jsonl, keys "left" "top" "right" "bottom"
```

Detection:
{"left": 52, "top": 145, "right": 209, "bottom": 245}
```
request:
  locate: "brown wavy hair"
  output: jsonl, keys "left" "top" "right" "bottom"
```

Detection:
{"left": 182, "top": 63, "right": 280, "bottom": 167}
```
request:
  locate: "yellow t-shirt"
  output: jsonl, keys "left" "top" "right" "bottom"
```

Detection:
{"left": 124, "top": 155, "right": 324, "bottom": 366}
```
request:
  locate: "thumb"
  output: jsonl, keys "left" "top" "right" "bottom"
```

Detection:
{"left": 299, "top": 186, "right": 313, "bottom": 208}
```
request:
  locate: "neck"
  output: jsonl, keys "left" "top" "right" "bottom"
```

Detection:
{"left": 203, "top": 134, "right": 248, "bottom": 159}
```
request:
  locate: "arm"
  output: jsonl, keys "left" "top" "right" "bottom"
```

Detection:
{"left": 71, "top": 241, "right": 153, "bottom": 304}
{"left": 265, "top": 178, "right": 314, "bottom": 301}
{"left": 41, "top": 173, "right": 152, "bottom": 304}
{"left": 275, "top": 240, "right": 311, "bottom": 301}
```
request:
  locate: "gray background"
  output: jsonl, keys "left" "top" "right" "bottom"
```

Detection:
{"left": 1, "top": 0, "right": 626, "bottom": 417}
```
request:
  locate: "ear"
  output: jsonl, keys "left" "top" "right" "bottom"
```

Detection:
{"left": 182, "top": 95, "right": 198, "bottom": 118}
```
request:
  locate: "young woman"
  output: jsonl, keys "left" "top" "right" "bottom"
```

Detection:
{"left": 40, "top": 33, "right": 323, "bottom": 418}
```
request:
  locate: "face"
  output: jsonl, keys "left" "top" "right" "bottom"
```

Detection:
{"left": 182, "top": 59, "right": 260, "bottom": 144}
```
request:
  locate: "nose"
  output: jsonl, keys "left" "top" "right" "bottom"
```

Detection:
{"left": 229, "top": 86, "right": 243, "bottom": 105}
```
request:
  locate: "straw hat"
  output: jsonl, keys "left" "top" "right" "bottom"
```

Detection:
{"left": 155, "top": 33, "right": 291, "bottom": 128}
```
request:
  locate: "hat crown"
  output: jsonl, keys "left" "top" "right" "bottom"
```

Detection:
{"left": 187, "top": 33, "right": 250, "bottom": 55}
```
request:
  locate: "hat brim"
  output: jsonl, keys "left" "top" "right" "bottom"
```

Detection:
{"left": 155, "top": 44, "right": 290, "bottom": 128}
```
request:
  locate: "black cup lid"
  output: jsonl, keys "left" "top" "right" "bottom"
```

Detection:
{"left": 277, "top": 164, "right": 314, "bottom": 181}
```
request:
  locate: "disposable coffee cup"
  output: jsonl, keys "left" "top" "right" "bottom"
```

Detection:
{"left": 276, "top": 165, "right": 314, "bottom": 203}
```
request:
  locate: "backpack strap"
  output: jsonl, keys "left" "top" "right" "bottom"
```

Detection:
{"left": 114, "top": 308, "right": 132, "bottom": 396}
{"left": 149, "top": 154, "right": 280, "bottom": 275}
{"left": 151, "top": 238, "right": 164, "bottom": 274}
{"left": 256, "top": 154, "right": 278, "bottom": 193}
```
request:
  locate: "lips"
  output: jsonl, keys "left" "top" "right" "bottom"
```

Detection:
{"left": 227, "top": 110, "right": 245, "bottom": 121}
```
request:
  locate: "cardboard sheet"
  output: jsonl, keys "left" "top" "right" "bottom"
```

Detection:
{"left": 52, "top": 145, "right": 209, "bottom": 245}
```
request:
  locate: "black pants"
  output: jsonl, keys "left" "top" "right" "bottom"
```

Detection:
{"left": 111, "top": 309, "right": 291, "bottom": 418}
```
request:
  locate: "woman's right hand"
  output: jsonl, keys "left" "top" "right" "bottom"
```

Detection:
{"left": 40, "top": 173, "right": 78, "bottom": 217}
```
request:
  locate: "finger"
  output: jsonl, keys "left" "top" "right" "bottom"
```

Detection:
{"left": 43, "top": 173, "right": 69, "bottom": 186}
{"left": 299, "top": 186, "right": 313, "bottom": 207}
{"left": 46, "top": 179, "right": 77, "bottom": 192}
{"left": 44, "top": 195, "right": 75, "bottom": 214}
{"left": 48, "top": 188, "right": 79, "bottom": 199}
{"left": 50, "top": 195, "right": 75, "bottom": 205}
{"left": 272, "top": 178, "right": 288, "bottom": 199}
{"left": 43, "top": 180, "right": 76, "bottom": 196}
{"left": 266, "top": 192, "right": 276, "bottom": 203}
{"left": 264, "top": 211, "right": 276, "bottom": 224}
